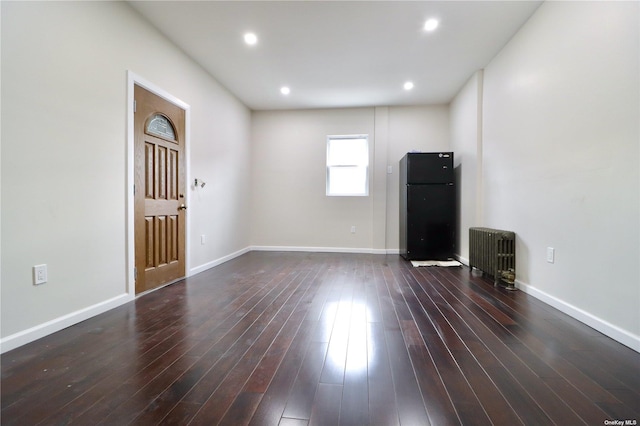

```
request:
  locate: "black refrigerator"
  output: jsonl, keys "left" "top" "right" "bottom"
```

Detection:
{"left": 399, "top": 152, "right": 455, "bottom": 260}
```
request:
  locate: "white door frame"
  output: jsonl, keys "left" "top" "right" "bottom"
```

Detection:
{"left": 126, "top": 71, "right": 191, "bottom": 296}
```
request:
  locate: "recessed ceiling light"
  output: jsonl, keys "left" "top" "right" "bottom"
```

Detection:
{"left": 244, "top": 32, "right": 258, "bottom": 46}
{"left": 424, "top": 18, "right": 439, "bottom": 32}
{"left": 280, "top": 86, "right": 291, "bottom": 95}
{"left": 404, "top": 81, "right": 414, "bottom": 91}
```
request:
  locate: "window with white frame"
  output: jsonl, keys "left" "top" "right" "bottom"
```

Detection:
{"left": 326, "top": 135, "right": 369, "bottom": 196}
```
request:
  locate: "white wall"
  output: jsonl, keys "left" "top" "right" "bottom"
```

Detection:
{"left": 449, "top": 71, "right": 482, "bottom": 262}
{"left": 250, "top": 108, "right": 377, "bottom": 251}
{"left": 480, "top": 1, "right": 639, "bottom": 349}
{"left": 250, "top": 106, "right": 450, "bottom": 252}
{"left": 1, "top": 2, "right": 251, "bottom": 349}
{"left": 385, "top": 106, "right": 450, "bottom": 251}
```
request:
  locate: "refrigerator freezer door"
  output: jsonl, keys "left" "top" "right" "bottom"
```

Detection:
{"left": 406, "top": 152, "right": 453, "bottom": 184}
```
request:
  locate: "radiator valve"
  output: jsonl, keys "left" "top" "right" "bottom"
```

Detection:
{"left": 501, "top": 269, "right": 516, "bottom": 285}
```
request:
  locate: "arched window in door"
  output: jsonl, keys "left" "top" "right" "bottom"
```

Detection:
{"left": 146, "top": 113, "right": 177, "bottom": 142}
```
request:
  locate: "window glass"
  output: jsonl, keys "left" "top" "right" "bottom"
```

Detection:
{"left": 326, "top": 135, "right": 369, "bottom": 196}
{"left": 146, "top": 114, "right": 176, "bottom": 141}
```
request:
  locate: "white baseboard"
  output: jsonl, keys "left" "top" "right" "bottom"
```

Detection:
{"left": 1, "top": 247, "right": 251, "bottom": 355}
{"left": 250, "top": 245, "right": 391, "bottom": 255}
{"left": 516, "top": 280, "right": 640, "bottom": 353}
{"left": 455, "top": 254, "right": 469, "bottom": 266}
{"left": 189, "top": 246, "right": 251, "bottom": 276}
{"left": 7, "top": 249, "right": 636, "bottom": 355}
{"left": 0, "top": 293, "right": 132, "bottom": 354}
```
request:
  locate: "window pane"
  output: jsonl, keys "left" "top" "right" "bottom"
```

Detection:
{"left": 147, "top": 114, "right": 176, "bottom": 141}
{"left": 326, "top": 135, "right": 369, "bottom": 197}
{"left": 327, "top": 138, "right": 368, "bottom": 166}
{"left": 328, "top": 166, "right": 367, "bottom": 195}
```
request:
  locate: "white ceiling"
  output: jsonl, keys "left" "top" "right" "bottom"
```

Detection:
{"left": 128, "top": 1, "right": 542, "bottom": 111}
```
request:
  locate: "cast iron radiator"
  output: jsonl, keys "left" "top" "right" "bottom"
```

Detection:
{"left": 469, "top": 227, "right": 516, "bottom": 287}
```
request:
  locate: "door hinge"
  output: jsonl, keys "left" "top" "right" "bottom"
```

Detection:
{"left": 133, "top": 184, "right": 136, "bottom": 195}
{"left": 134, "top": 267, "right": 137, "bottom": 280}
{"left": 134, "top": 100, "right": 137, "bottom": 113}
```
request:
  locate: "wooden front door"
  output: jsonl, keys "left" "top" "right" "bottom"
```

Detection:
{"left": 134, "top": 85, "right": 186, "bottom": 294}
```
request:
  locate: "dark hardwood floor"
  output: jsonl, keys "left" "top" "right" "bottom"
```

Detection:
{"left": 2, "top": 252, "right": 639, "bottom": 425}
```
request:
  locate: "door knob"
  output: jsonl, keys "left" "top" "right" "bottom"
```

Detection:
{"left": 178, "top": 204, "right": 187, "bottom": 210}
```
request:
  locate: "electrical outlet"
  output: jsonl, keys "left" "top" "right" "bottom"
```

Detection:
{"left": 350, "top": 226, "right": 356, "bottom": 234}
{"left": 201, "top": 234, "right": 206, "bottom": 245}
{"left": 546, "top": 247, "right": 555, "bottom": 264}
{"left": 33, "top": 264, "right": 47, "bottom": 285}
{"left": 387, "top": 165, "right": 393, "bottom": 174}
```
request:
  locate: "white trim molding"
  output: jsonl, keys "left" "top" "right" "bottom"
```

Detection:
{"left": 0, "top": 294, "right": 130, "bottom": 354}
{"left": 516, "top": 279, "right": 640, "bottom": 353}
{"left": 5, "top": 246, "right": 637, "bottom": 354}
{"left": 190, "top": 247, "right": 252, "bottom": 276}
{"left": 251, "top": 245, "right": 391, "bottom": 255}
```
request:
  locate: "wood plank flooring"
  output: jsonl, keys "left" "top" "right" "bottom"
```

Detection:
{"left": 2, "top": 252, "right": 639, "bottom": 425}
